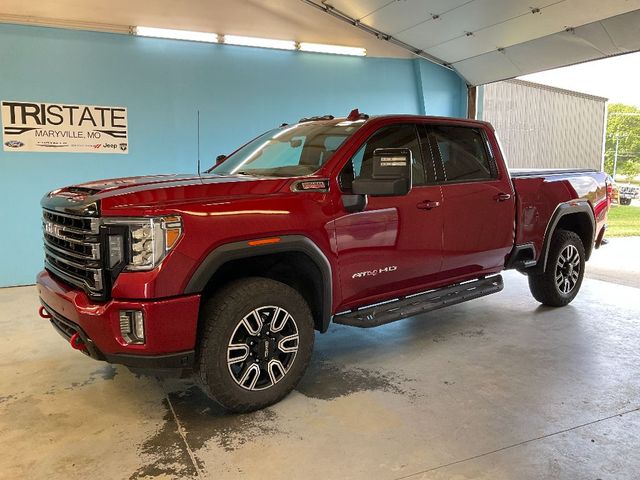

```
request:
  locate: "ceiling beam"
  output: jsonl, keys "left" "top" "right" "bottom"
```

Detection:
{"left": 300, "top": 0, "right": 453, "bottom": 70}
{"left": 0, "top": 13, "right": 131, "bottom": 35}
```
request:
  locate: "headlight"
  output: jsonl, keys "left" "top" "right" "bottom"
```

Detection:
{"left": 105, "top": 216, "right": 182, "bottom": 271}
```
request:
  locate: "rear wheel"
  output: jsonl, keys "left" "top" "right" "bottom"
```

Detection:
{"left": 528, "top": 229, "right": 585, "bottom": 307}
{"left": 197, "top": 277, "right": 314, "bottom": 412}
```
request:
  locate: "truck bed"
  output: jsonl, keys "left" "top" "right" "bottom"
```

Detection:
{"left": 510, "top": 168, "right": 609, "bottom": 263}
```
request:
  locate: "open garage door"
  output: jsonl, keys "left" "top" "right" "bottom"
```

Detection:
{"left": 303, "top": 1, "right": 640, "bottom": 85}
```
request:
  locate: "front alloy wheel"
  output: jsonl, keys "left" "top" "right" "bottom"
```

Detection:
{"left": 197, "top": 277, "right": 314, "bottom": 412}
{"left": 227, "top": 306, "right": 299, "bottom": 391}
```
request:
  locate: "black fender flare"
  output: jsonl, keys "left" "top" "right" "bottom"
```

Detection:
{"left": 537, "top": 200, "right": 595, "bottom": 272}
{"left": 184, "top": 235, "right": 333, "bottom": 332}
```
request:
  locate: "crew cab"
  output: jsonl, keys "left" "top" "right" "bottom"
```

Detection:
{"left": 37, "top": 110, "right": 610, "bottom": 412}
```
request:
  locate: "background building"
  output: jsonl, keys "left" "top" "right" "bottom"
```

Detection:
{"left": 479, "top": 79, "right": 607, "bottom": 170}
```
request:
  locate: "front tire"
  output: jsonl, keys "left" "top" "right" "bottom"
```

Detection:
{"left": 528, "top": 229, "right": 585, "bottom": 307}
{"left": 197, "top": 277, "right": 314, "bottom": 413}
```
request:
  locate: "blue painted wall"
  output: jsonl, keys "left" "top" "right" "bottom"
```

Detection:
{"left": 0, "top": 23, "right": 467, "bottom": 287}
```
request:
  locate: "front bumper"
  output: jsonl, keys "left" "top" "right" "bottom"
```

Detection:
{"left": 37, "top": 270, "right": 200, "bottom": 375}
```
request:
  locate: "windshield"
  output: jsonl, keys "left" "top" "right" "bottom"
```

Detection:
{"left": 208, "top": 121, "right": 365, "bottom": 177}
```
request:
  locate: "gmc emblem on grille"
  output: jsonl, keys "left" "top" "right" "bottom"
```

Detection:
{"left": 44, "top": 221, "right": 60, "bottom": 236}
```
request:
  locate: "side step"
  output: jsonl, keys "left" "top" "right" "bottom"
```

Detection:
{"left": 333, "top": 275, "right": 504, "bottom": 328}
{"left": 513, "top": 259, "right": 537, "bottom": 270}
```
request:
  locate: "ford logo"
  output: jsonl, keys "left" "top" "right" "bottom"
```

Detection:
{"left": 4, "top": 140, "right": 25, "bottom": 148}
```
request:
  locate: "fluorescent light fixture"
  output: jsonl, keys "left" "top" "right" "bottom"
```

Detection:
{"left": 134, "top": 27, "right": 366, "bottom": 56}
{"left": 298, "top": 42, "right": 366, "bottom": 56}
{"left": 135, "top": 26, "right": 218, "bottom": 43}
{"left": 224, "top": 35, "right": 296, "bottom": 51}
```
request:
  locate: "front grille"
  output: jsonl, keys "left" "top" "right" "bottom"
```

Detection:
{"left": 43, "top": 209, "right": 104, "bottom": 296}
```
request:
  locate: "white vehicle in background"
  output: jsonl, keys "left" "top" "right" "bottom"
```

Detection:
{"left": 618, "top": 183, "right": 640, "bottom": 206}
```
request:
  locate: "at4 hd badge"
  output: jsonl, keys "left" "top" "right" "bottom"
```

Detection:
{"left": 352, "top": 266, "right": 398, "bottom": 279}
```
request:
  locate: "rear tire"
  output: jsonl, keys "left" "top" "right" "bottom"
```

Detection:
{"left": 528, "top": 229, "right": 585, "bottom": 307}
{"left": 197, "top": 277, "right": 314, "bottom": 413}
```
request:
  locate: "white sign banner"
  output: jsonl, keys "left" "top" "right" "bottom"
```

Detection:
{"left": 2, "top": 101, "right": 128, "bottom": 154}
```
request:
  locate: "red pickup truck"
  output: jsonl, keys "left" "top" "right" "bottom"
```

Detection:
{"left": 37, "top": 110, "right": 610, "bottom": 412}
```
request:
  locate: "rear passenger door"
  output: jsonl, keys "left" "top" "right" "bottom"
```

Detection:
{"left": 426, "top": 124, "right": 515, "bottom": 278}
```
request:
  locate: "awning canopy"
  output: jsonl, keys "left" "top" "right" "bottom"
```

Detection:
{"left": 311, "top": 0, "right": 640, "bottom": 85}
{"left": 1, "top": 0, "right": 639, "bottom": 85}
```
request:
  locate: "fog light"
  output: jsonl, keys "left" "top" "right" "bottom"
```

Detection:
{"left": 119, "top": 310, "right": 145, "bottom": 344}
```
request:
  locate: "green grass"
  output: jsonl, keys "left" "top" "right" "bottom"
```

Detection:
{"left": 607, "top": 205, "right": 640, "bottom": 237}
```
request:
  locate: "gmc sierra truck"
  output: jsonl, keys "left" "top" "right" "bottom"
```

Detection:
{"left": 37, "top": 110, "right": 610, "bottom": 412}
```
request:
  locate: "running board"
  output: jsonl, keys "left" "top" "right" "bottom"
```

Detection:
{"left": 333, "top": 275, "right": 504, "bottom": 328}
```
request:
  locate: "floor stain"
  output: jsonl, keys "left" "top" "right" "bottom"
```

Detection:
{"left": 45, "top": 365, "right": 118, "bottom": 394}
{"left": 433, "top": 328, "right": 485, "bottom": 343}
{"left": 296, "top": 354, "right": 415, "bottom": 401}
{"left": 0, "top": 394, "right": 17, "bottom": 404}
{"left": 165, "top": 385, "right": 282, "bottom": 452}
{"left": 130, "top": 398, "right": 197, "bottom": 480}
{"left": 95, "top": 364, "right": 118, "bottom": 380}
{"left": 159, "top": 357, "right": 418, "bottom": 456}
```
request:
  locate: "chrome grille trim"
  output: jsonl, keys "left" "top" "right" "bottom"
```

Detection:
{"left": 45, "top": 249, "right": 101, "bottom": 270}
{"left": 42, "top": 209, "right": 104, "bottom": 295}
{"left": 44, "top": 257, "right": 103, "bottom": 292}
{"left": 43, "top": 210, "right": 100, "bottom": 233}
{"left": 43, "top": 236, "right": 101, "bottom": 260}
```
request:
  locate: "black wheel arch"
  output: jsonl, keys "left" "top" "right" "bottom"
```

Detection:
{"left": 536, "top": 200, "right": 595, "bottom": 273}
{"left": 184, "top": 235, "right": 333, "bottom": 332}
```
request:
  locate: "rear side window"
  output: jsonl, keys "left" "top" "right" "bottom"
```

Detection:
{"left": 429, "top": 126, "right": 495, "bottom": 182}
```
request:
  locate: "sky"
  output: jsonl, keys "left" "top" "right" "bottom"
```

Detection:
{"left": 519, "top": 51, "right": 640, "bottom": 107}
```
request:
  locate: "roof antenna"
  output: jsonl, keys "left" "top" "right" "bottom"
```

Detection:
{"left": 197, "top": 110, "right": 201, "bottom": 177}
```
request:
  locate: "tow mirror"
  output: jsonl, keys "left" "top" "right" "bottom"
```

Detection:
{"left": 352, "top": 148, "right": 412, "bottom": 196}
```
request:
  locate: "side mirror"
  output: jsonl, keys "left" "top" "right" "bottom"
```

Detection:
{"left": 352, "top": 148, "right": 412, "bottom": 196}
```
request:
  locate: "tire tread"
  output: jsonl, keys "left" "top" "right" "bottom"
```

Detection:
{"left": 528, "top": 229, "right": 585, "bottom": 307}
{"left": 197, "top": 277, "right": 313, "bottom": 413}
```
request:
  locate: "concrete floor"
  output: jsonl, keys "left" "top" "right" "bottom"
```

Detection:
{"left": 1, "top": 259, "right": 639, "bottom": 479}
{"left": 585, "top": 237, "right": 640, "bottom": 289}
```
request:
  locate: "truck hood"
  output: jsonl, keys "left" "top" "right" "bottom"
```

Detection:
{"left": 42, "top": 173, "right": 292, "bottom": 216}
{"left": 70, "top": 174, "right": 205, "bottom": 194}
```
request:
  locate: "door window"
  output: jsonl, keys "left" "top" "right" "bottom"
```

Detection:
{"left": 430, "top": 126, "right": 495, "bottom": 182}
{"left": 340, "top": 124, "right": 430, "bottom": 190}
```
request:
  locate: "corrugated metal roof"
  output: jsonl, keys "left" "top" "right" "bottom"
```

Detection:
{"left": 481, "top": 80, "right": 606, "bottom": 170}
{"left": 507, "top": 79, "right": 608, "bottom": 103}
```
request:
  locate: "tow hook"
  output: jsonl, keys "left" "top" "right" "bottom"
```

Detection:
{"left": 38, "top": 306, "right": 52, "bottom": 319}
{"left": 69, "top": 333, "right": 87, "bottom": 352}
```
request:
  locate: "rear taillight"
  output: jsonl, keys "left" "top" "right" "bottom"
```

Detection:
{"left": 606, "top": 179, "right": 613, "bottom": 202}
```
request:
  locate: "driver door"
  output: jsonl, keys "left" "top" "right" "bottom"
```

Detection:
{"left": 331, "top": 123, "right": 444, "bottom": 309}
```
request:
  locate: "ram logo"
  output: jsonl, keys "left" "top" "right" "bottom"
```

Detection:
{"left": 352, "top": 265, "right": 398, "bottom": 279}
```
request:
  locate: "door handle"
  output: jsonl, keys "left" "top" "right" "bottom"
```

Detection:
{"left": 417, "top": 200, "right": 440, "bottom": 210}
{"left": 494, "top": 193, "right": 511, "bottom": 202}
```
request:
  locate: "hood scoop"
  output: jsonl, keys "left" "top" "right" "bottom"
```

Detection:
{"left": 64, "top": 186, "right": 102, "bottom": 196}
